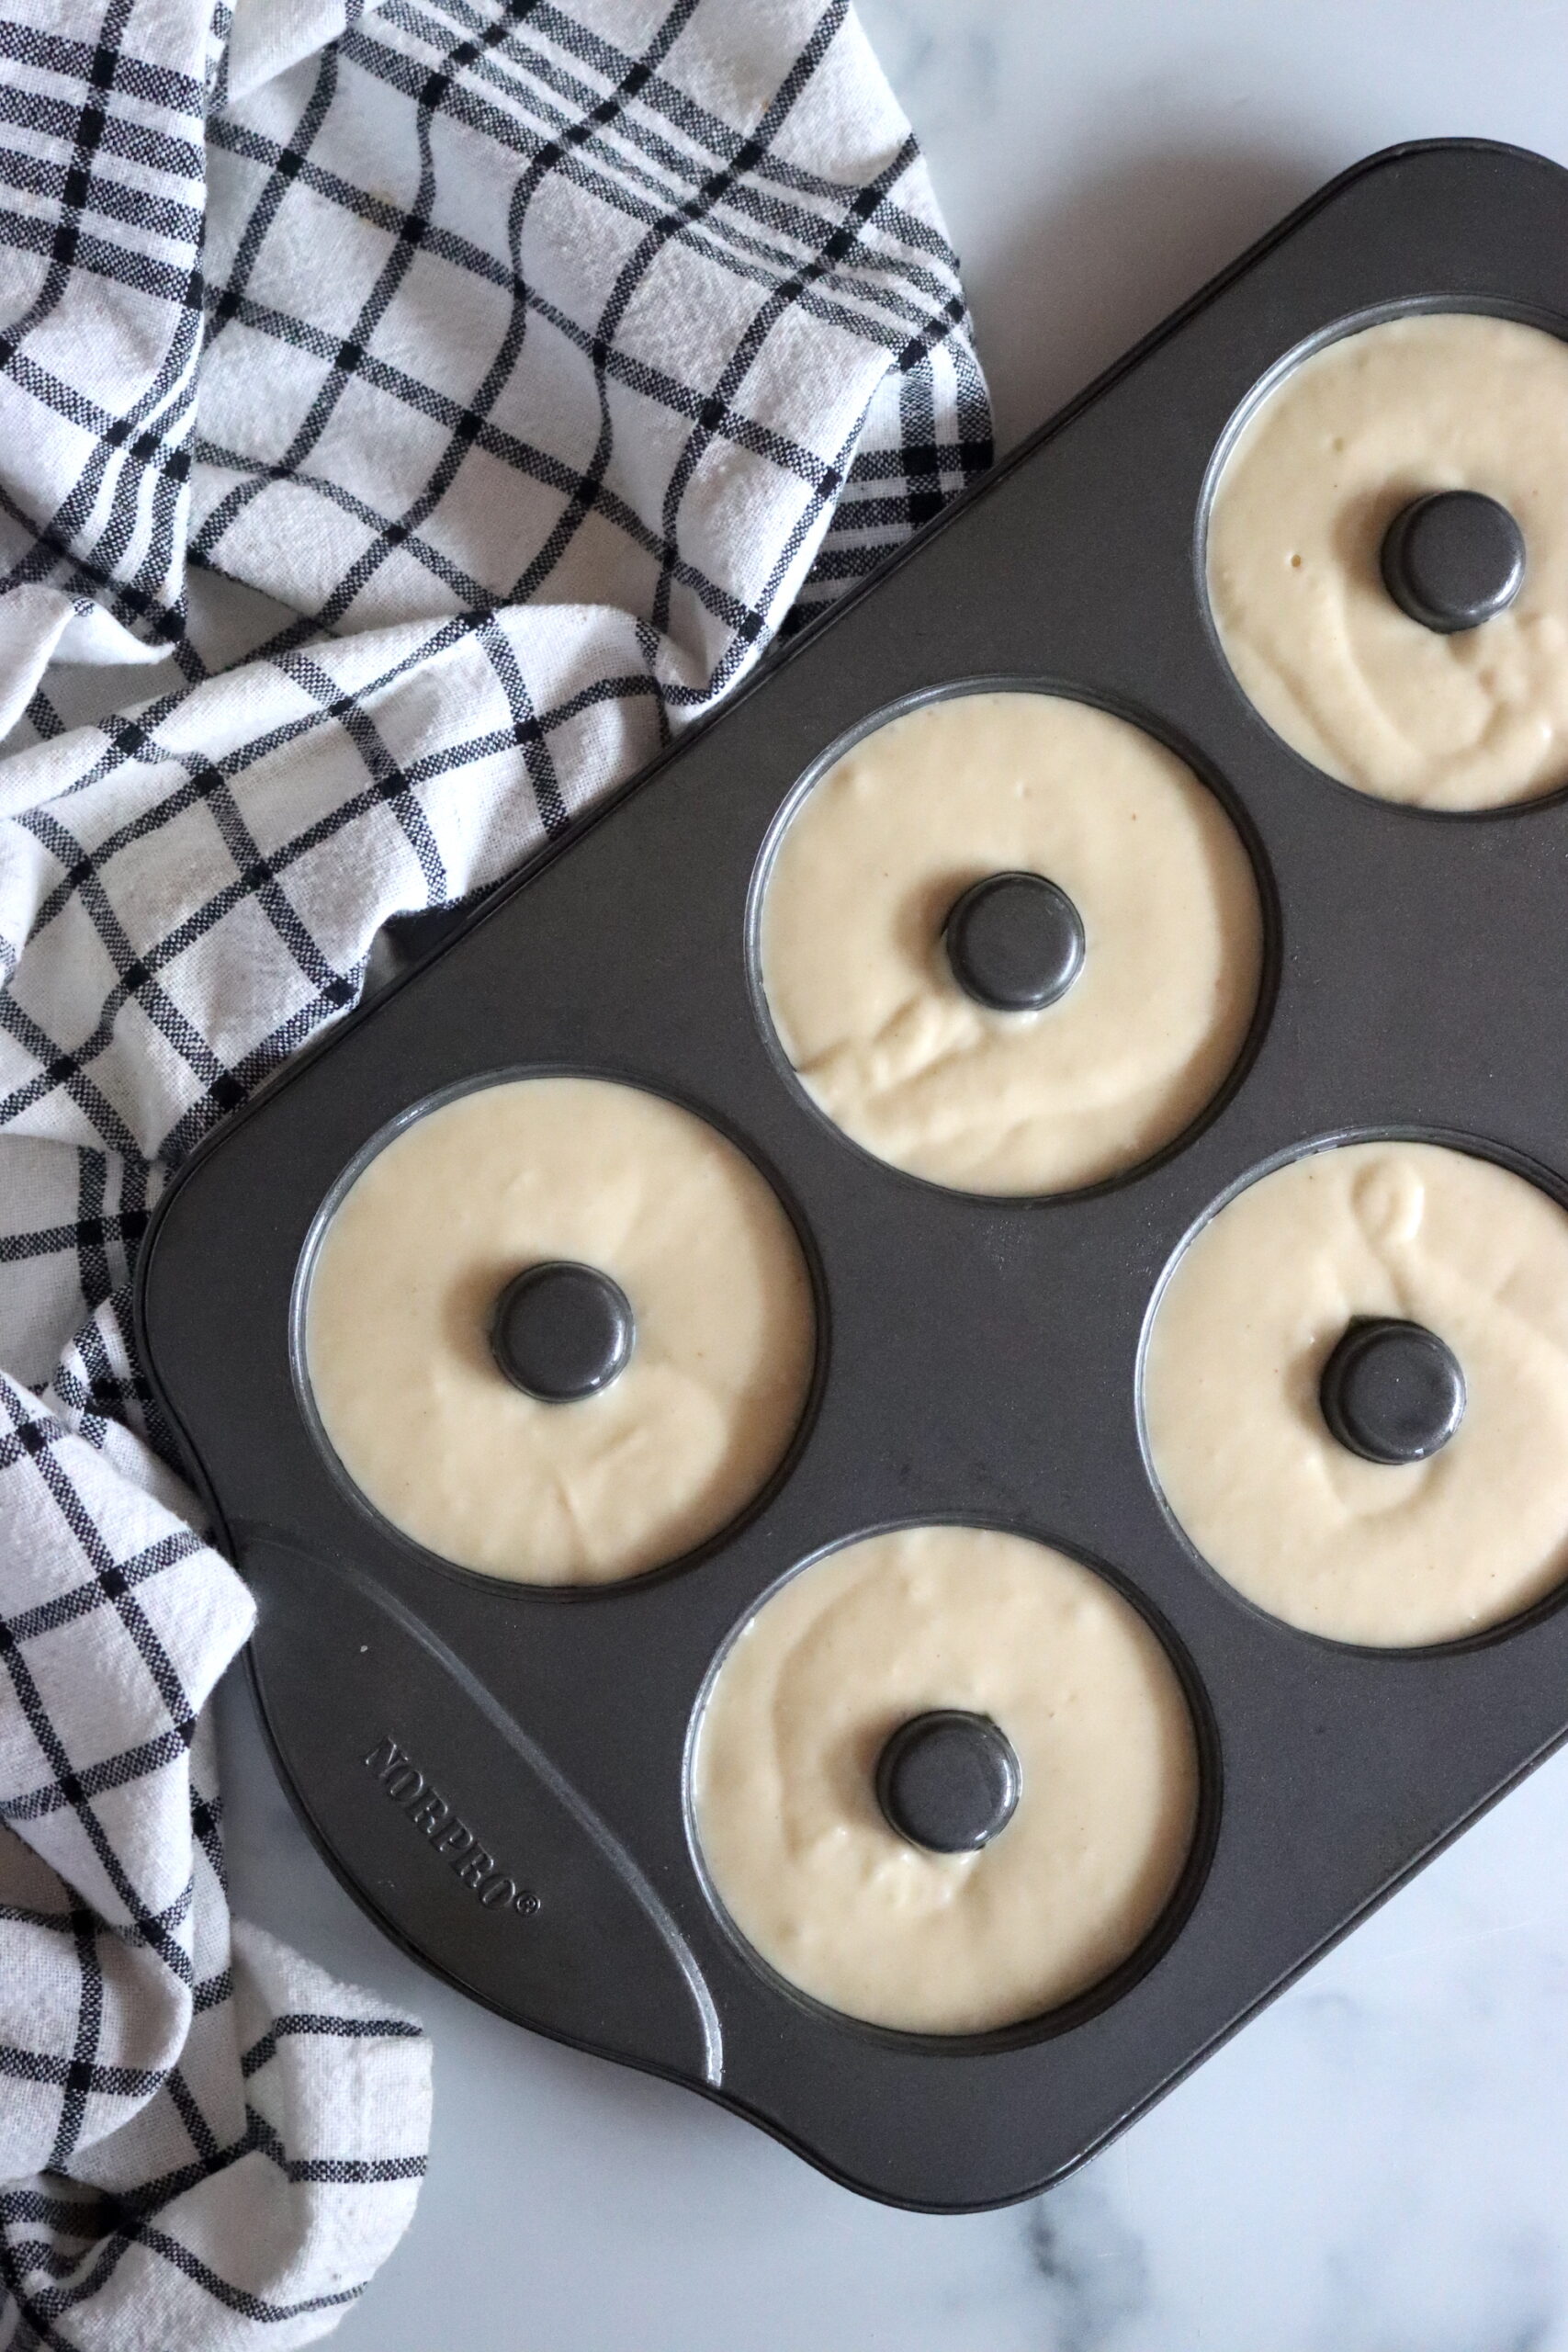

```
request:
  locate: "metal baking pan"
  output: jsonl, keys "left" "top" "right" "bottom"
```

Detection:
{"left": 137, "top": 139, "right": 1568, "bottom": 2211}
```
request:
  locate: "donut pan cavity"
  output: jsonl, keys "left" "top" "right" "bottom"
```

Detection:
{"left": 137, "top": 141, "right": 1568, "bottom": 2211}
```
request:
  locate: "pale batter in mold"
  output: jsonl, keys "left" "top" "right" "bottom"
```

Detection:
{"left": 760, "top": 692, "right": 1263, "bottom": 1196}
{"left": 691, "top": 1525, "right": 1199, "bottom": 2034}
{"left": 1207, "top": 312, "right": 1568, "bottom": 808}
{"left": 1143, "top": 1141, "right": 1568, "bottom": 1646}
{"left": 304, "top": 1077, "right": 815, "bottom": 1586}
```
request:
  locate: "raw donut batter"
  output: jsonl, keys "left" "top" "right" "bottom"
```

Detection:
{"left": 1143, "top": 1141, "right": 1568, "bottom": 1646}
{"left": 304, "top": 1077, "right": 815, "bottom": 1585}
{"left": 691, "top": 1525, "right": 1199, "bottom": 2034}
{"left": 760, "top": 692, "right": 1263, "bottom": 1195}
{"left": 1207, "top": 312, "right": 1568, "bottom": 808}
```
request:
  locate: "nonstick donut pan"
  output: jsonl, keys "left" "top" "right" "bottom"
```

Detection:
{"left": 138, "top": 140, "right": 1568, "bottom": 2210}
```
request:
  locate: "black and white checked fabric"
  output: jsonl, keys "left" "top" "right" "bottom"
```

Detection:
{"left": 0, "top": 0, "right": 991, "bottom": 2341}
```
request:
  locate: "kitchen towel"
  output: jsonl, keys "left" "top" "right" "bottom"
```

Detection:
{"left": 0, "top": 0, "right": 991, "bottom": 2342}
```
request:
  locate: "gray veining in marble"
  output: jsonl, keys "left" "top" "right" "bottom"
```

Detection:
{"left": 224, "top": 4, "right": 1568, "bottom": 2344}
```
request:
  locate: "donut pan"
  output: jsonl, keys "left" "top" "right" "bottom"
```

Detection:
{"left": 137, "top": 140, "right": 1568, "bottom": 2211}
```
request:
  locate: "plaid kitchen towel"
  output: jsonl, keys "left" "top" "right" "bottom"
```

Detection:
{"left": 0, "top": 0, "right": 991, "bottom": 2342}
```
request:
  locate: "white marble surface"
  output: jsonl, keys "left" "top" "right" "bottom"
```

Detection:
{"left": 224, "top": 6, "right": 1568, "bottom": 2346}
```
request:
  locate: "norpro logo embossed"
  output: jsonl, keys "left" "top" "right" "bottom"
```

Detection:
{"left": 364, "top": 1734, "right": 541, "bottom": 1917}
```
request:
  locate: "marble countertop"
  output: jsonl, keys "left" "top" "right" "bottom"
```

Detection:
{"left": 223, "top": 6, "right": 1568, "bottom": 2346}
